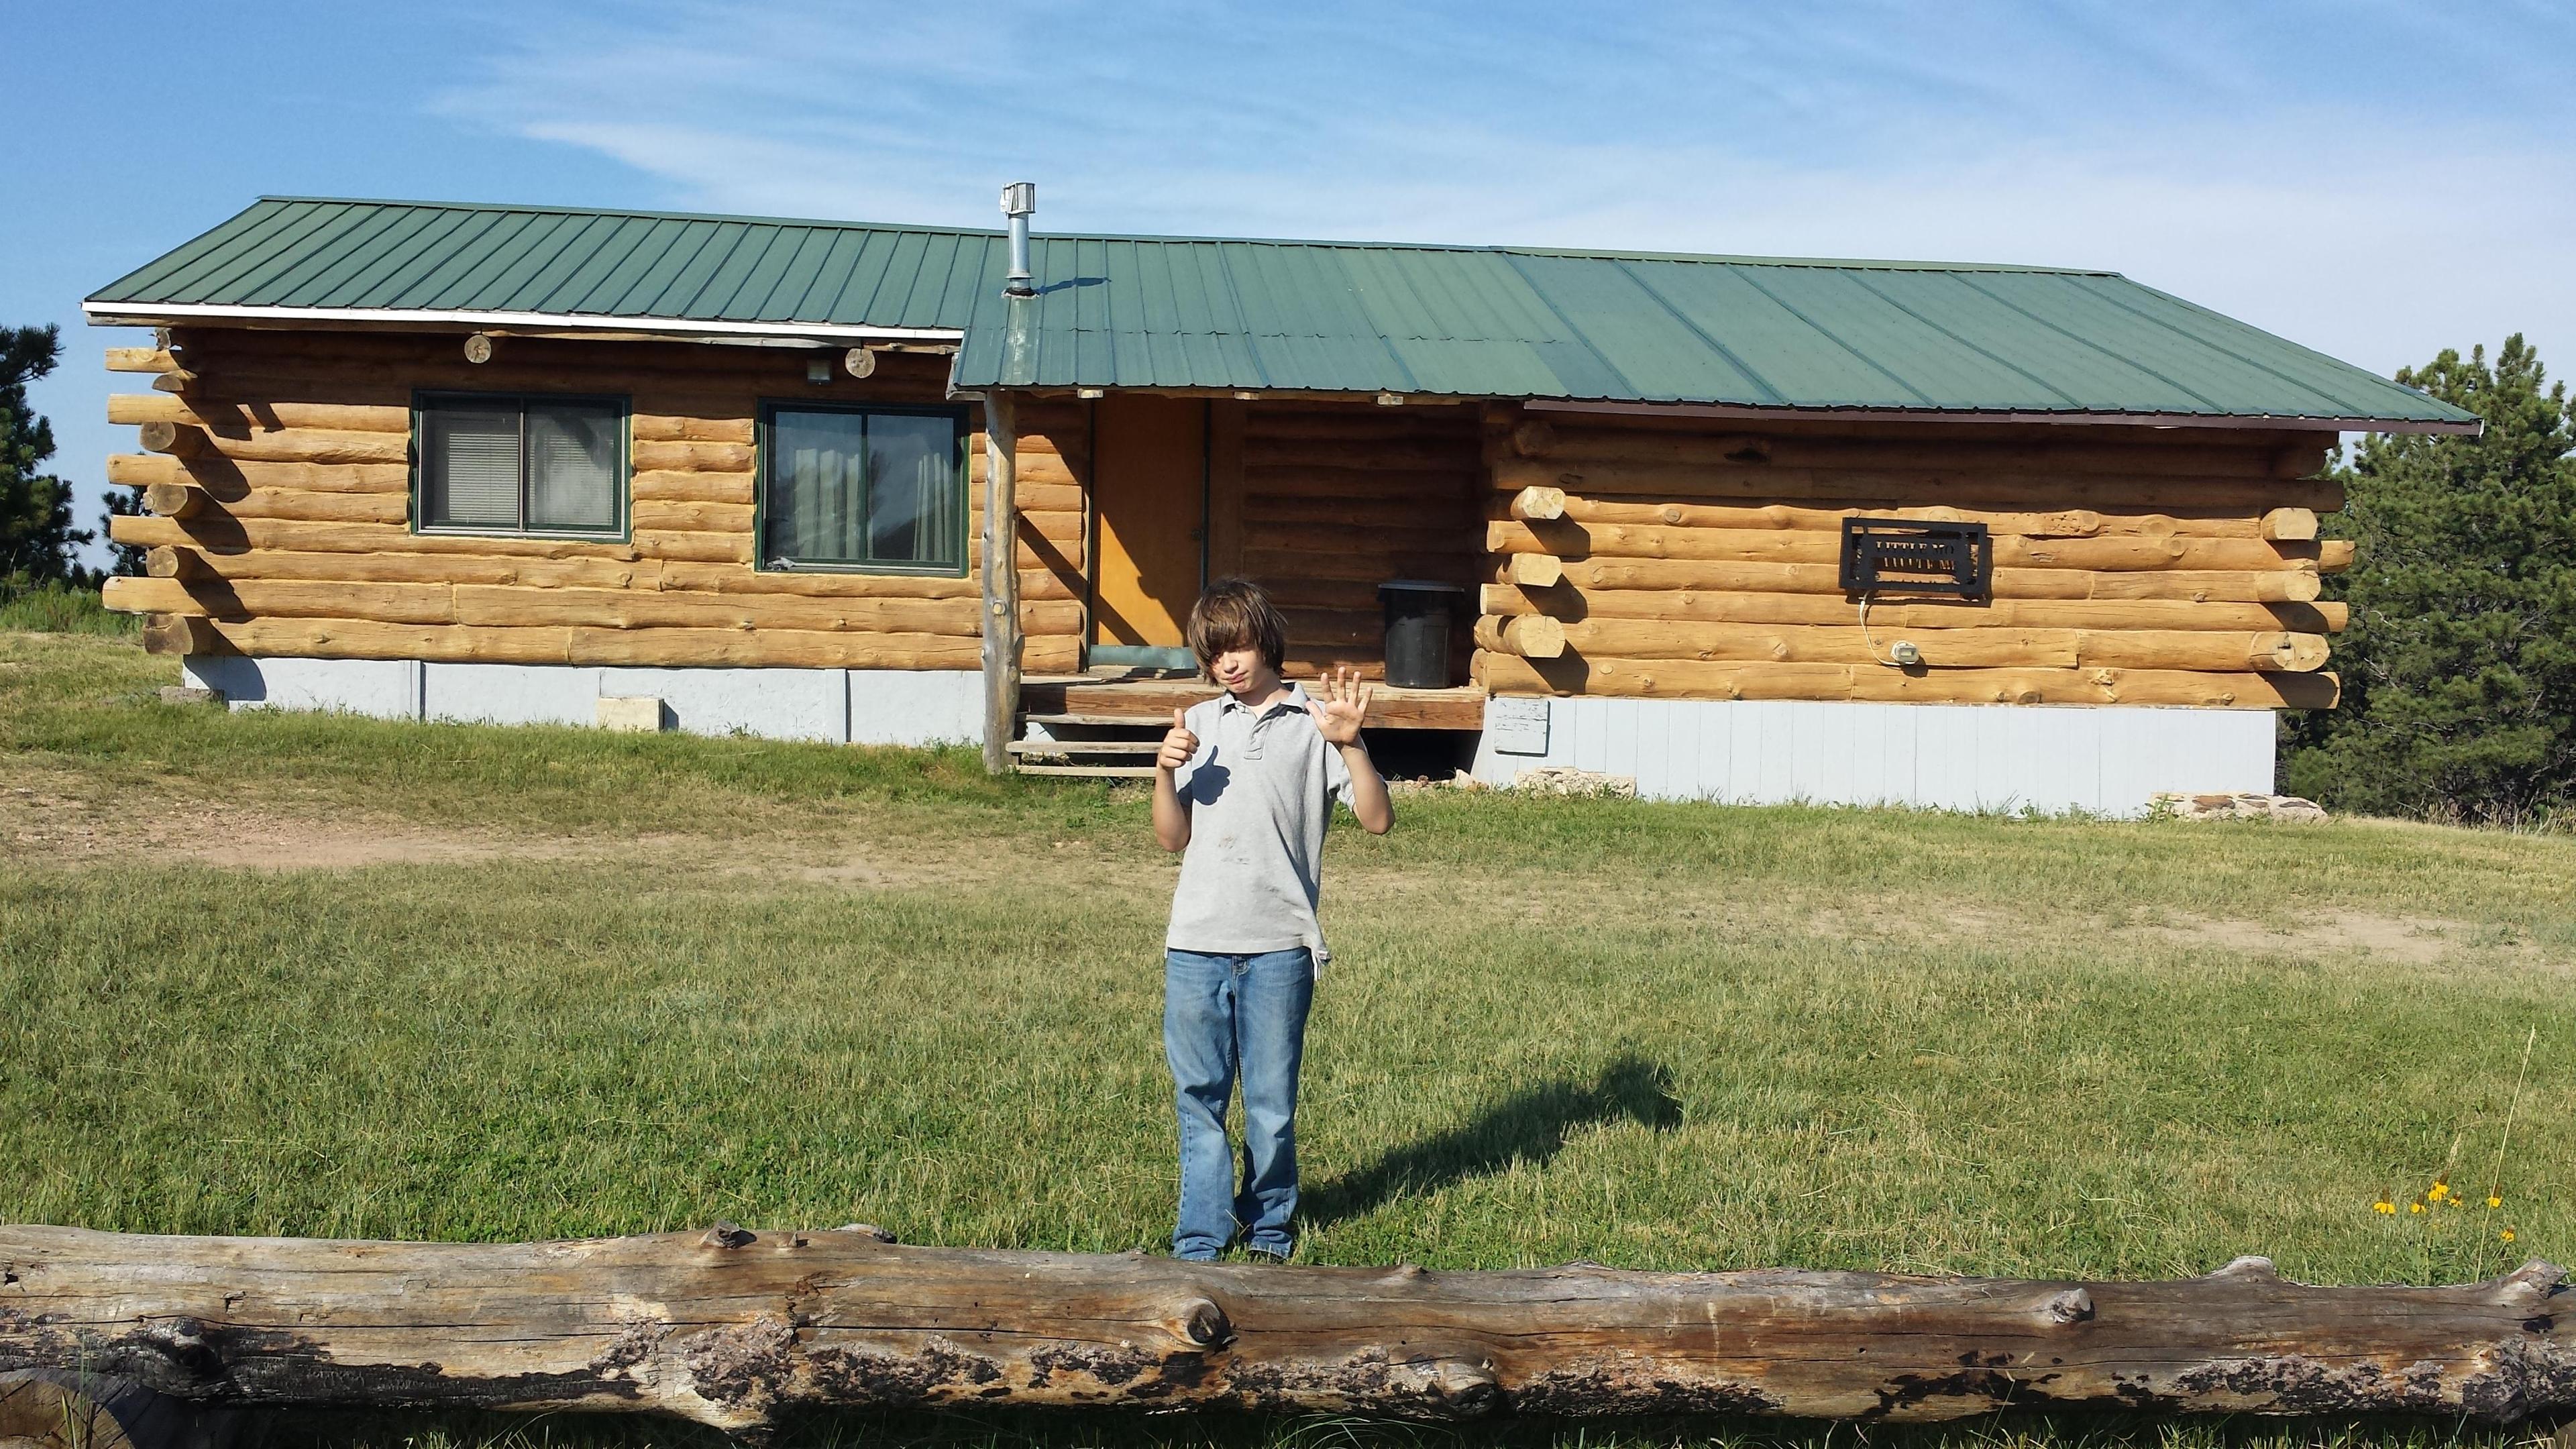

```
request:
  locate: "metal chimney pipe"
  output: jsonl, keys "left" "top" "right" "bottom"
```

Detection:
{"left": 1001, "top": 182, "right": 1036, "bottom": 297}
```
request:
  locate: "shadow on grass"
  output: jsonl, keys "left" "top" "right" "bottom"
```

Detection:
{"left": 1301, "top": 1055, "right": 1684, "bottom": 1230}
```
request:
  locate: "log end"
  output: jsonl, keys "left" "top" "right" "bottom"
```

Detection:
{"left": 1, "top": 1370, "right": 231, "bottom": 1449}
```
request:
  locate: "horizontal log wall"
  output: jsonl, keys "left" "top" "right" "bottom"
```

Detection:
{"left": 102, "top": 330, "right": 1087, "bottom": 674}
{"left": 1232, "top": 402, "right": 1484, "bottom": 680}
{"left": 1475, "top": 409, "right": 2347, "bottom": 708}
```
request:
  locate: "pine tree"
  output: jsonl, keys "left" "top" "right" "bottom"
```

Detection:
{"left": 0, "top": 323, "right": 97, "bottom": 593}
{"left": 2283, "top": 335, "right": 2576, "bottom": 823}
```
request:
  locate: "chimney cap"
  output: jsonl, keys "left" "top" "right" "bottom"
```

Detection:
{"left": 1000, "top": 182, "right": 1036, "bottom": 217}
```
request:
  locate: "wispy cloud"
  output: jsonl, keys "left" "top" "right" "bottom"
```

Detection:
{"left": 434, "top": 0, "right": 2575, "bottom": 373}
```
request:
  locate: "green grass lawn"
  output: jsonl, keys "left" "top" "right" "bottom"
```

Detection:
{"left": 3, "top": 629, "right": 2569, "bottom": 1449}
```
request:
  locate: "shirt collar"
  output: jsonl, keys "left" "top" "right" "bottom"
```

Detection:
{"left": 1216, "top": 682, "right": 1309, "bottom": 718}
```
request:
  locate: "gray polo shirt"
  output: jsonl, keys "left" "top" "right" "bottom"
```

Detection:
{"left": 1166, "top": 684, "right": 1355, "bottom": 965}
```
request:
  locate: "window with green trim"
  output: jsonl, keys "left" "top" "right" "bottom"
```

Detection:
{"left": 759, "top": 403, "right": 967, "bottom": 574}
{"left": 417, "top": 393, "right": 625, "bottom": 537}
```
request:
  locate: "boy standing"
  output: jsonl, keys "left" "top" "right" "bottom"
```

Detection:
{"left": 1152, "top": 578, "right": 1393, "bottom": 1262}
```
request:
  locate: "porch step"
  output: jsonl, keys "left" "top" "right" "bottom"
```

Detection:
{"left": 1020, "top": 712, "right": 1180, "bottom": 729}
{"left": 1006, "top": 738, "right": 1163, "bottom": 757}
{"left": 1008, "top": 712, "right": 1168, "bottom": 780}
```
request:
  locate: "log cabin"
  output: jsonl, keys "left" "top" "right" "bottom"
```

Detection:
{"left": 86, "top": 195, "right": 2477, "bottom": 812}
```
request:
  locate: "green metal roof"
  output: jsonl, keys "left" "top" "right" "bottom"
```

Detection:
{"left": 87, "top": 197, "right": 2475, "bottom": 429}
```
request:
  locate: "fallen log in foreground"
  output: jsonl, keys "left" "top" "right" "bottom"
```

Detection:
{"left": 1, "top": 1226, "right": 2568, "bottom": 1432}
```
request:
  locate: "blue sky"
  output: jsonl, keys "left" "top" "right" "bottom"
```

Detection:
{"left": 10, "top": 1, "right": 2573, "bottom": 565}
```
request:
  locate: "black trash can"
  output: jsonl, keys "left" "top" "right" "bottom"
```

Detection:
{"left": 1378, "top": 580, "right": 1465, "bottom": 688}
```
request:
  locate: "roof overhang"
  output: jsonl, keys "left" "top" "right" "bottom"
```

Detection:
{"left": 80, "top": 301, "right": 963, "bottom": 351}
{"left": 1524, "top": 397, "right": 2482, "bottom": 436}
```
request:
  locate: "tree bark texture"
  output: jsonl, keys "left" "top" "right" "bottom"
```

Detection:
{"left": 2, "top": 1228, "right": 2568, "bottom": 1433}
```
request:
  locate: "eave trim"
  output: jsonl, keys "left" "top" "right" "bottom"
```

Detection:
{"left": 1523, "top": 396, "right": 2483, "bottom": 436}
{"left": 80, "top": 300, "right": 964, "bottom": 345}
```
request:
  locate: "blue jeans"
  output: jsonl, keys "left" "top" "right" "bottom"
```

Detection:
{"left": 1163, "top": 947, "right": 1314, "bottom": 1260}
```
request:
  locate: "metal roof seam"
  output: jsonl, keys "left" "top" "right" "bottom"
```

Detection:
{"left": 186, "top": 200, "right": 351, "bottom": 305}
{"left": 2080, "top": 275, "right": 2418, "bottom": 417}
{"left": 2051, "top": 274, "right": 2363, "bottom": 416}
{"left": 590, "top": 217, "right": 701, "bottom": 317}
{"left": 501, "top": 211, "right": 627, "bottom": 317}
{"left": 460, "top": 209, "right": 596, "bottom": 313}
{"left": 290, "top": 204, "right": 443, "bottom": 309}
{"left": 1839, "top": 269, "right": 2087, "bottom": 409}
{"left": 122, "top": 198, "right": 288, "bottom": 301}
{"left": 1493, "top": 252, "right": 1649, "bottom": 402}
{"left": 1946, "top": 271, "right": 2231, "bottom": 415}
{"left": 1726, "top": 265, "right": 1939, "bottom": 409}
{"left": 538, "top": 213, "right": 667, "bottom": 318}
{"left": 1606, "top": 258, "right": 1792, "bottom": 407}
{"left": 346, "top": 205, "right": 482, "bottom": 312}
{"left": 665, "top": 221, "right": 763, "bottom": 321}
{"left": 252, "top": 201, "right": 402, "bottom": 306}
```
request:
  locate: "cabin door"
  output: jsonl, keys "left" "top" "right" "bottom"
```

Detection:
{"left": 1089, "top": 395, "right": 1207, "bottom": 668}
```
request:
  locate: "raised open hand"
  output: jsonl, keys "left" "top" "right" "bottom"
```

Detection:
{"left": 1305, "top": 663, "right": 1372, "bottom": 745}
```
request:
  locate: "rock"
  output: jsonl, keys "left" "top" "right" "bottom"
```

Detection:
{"left": 2149, "top": 792, "right": 2328, "bottom": 822}
{"left": 1512, "top": 767, "right": 1638, "bottom": 798}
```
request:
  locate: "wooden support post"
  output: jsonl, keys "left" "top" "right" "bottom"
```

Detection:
{"left": 980, "top": 391, "right": 1022, "bottom": 776}
{"left": 0, "top": 1228, "right": 2567, "bottom": 1431}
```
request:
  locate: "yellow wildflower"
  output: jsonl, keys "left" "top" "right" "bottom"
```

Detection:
{"left": 2410, "top": 1201, "right": 2426, "bottom": 1214}
{"left": 2373, "top": 1201, "right": 2396, "bottom": 1215}
{"left": 2427, "top": 1182, "right": 2449, "bottom": 1201}
{"left": 2487, "top": 1195, "right": 2502, "bottom": 1209}
{"left": 2500, "top": 1229, "right": 2516, "bottom": 1243}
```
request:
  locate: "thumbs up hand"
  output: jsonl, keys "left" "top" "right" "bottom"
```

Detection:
{"left": 1157, "top": 708, "right": 1199, "bottom": 772}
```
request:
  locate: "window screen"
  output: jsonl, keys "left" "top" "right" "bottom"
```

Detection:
{"left": 419, "top": 394, "right": 624, "bottom": 536}
{"left": 761, "top": 406, "right": 965, "bottom": 573}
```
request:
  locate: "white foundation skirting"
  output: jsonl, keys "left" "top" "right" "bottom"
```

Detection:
{"left": 177, "top": 658, "right": 2278, "bottom": 814}
{"left": 178, "top": 657, "right": 982, "bottom": 748}
{"left": 1470, "top": 696, "right": 2275, "bottom": 816}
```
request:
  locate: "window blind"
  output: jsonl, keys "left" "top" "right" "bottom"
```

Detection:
{"left": 424, "top": 406, "right": 523, "bottom": 529}
{"left": 418, "top": 394, "right": 624, "bottom": 537}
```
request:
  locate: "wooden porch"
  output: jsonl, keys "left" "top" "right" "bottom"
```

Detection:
{"left": 1010, "top": 673, "right": 1487, "bottom": 777}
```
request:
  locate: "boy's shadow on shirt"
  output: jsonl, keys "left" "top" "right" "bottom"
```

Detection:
{"left": 1301, "top": 1056, "right": 1682, "bottom": 1228}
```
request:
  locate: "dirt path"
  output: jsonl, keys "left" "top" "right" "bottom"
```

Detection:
{"left": 7, "top": 764, "right": 2553, "bottom": 977}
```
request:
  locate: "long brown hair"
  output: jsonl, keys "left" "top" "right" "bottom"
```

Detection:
{"left": 1185, "top": 577, "right": 1287, "bottom": 676}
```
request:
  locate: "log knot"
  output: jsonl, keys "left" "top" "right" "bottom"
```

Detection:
{"left": 1174, "top": 1297, "right": 1231, "bottom": 1349}
{"left": 2044, "top": 1288, "right": 2096, "bottom": 1325}
{"left": 700, "top": 1222, "right": 756, "bottom": 1250}
{"left": 2504, "top": 1260, "right": 2568, "bottom": 1297}
{"left": 834, "top": 1224, "right": 897, "bottom": 1244}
